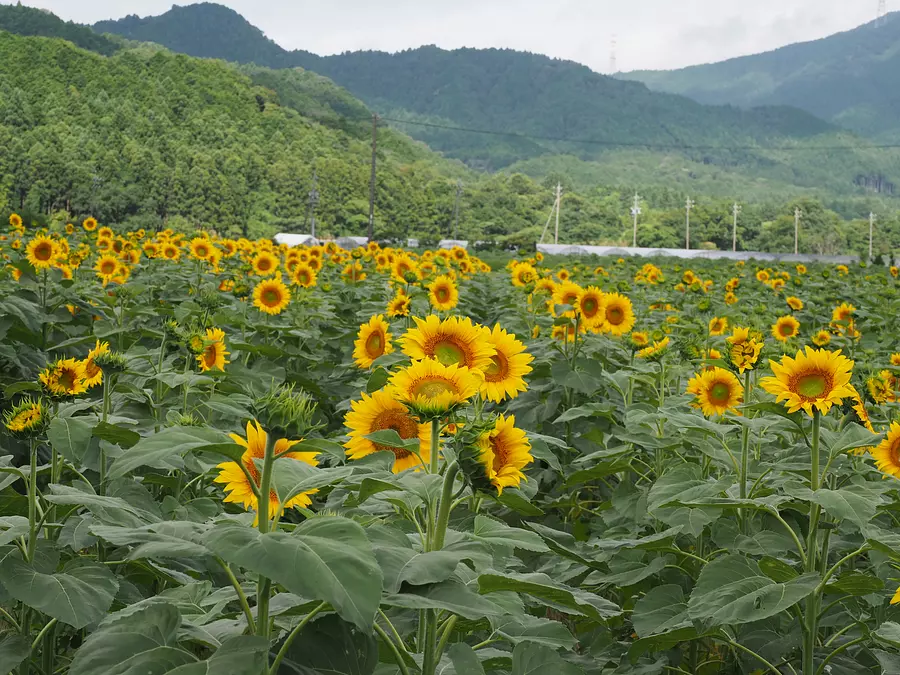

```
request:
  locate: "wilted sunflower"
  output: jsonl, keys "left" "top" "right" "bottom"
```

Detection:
{"left": 25, "top": 235, "right": 58, "bottom": 270}
{"left": 292, "top": 263, "right": 317, "bottom": 288}
{"left": 727, "top": 327, "right": 763, "bottom": 373}
{"left": 189, "top": 237, "right": 213, "bottom": 261}
{"left": 772, "top": 315, "right": 800, "bottom": 342}
{"left": 82, "top": 217, "right": 98, "bottom": 232}
{"left": 686, "top": 367, "right": 744, "bottom": 417}
{"left": 595, "top": 293, "right": 635, "bottom": 336}
{"left": 353, "top": 315, "right": 394, "bottom": 369}
{"left": 786, "top": 296, "right": 804, "bottom": 311}
{"left": 3, "top": 398, "right": 49, "bottom": 436}
{"left": 428, "top": 275, "right": 459, "bottom": 311}
{"left": 577, "top": 286, "right": 605, "bottom": 330}
{"left": 213, "top": 420, "right": 319, "bottom": 522}
{"left": 252, "top": 275, "right": 291, "bottom": 315}
{"left": 760, "top": 347, "right": 855, "bottom": 416}
{"left": 387, "top": 292, "right": 411, "bottom": 318}
{"left": 82, "top": 340, "right": 110, "bottom": 388}
{"left": 252, "top": 251, "right": 278, "bottom": 276}
{"left": 872, "top": 422, "right": 900, "bottom": 478}
{"left": 812, "top": 330, "right": 832, "bottom": 347}
{"left": 474, "top": 414, "right": 533, "bottom": 494}
{"left": 196, "top": 328, "right": 229, "bottom": 372}
{"left": 344, "top": 388, "right": 431, "bottom": 473}
{"left": 550, "top": 282, "right": 583, "bottom": 318}
{"left": 39, "top": 358, "right": 88, "bottom": 397}
{"left": 389, "top": 359, "right": 483, "bottom": 419}
{"left": 402, "top": 315, "right": 495, "bottom": 370}
{"left": 479, "top": 324, "right": 533, "bottom": 403}
{"left": 708, "top": 316, "right": 728, "bottom": 336}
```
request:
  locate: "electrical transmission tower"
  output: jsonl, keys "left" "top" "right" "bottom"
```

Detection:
{"left": 878, "top": 0, "right": 887, "bottom": 25}
{"left": 609, "top": 35, "right": 617, "bottom": 74}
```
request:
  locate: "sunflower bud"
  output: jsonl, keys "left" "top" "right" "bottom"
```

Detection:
{"left": 3, "top": 397, "right": 51, "bottom": 438}
{"left": 255, "top": 383, "right": 318, "bottom": 438}
{"left": 403, "top": 271, "right": 419, "bottom": 285}
{"left": 453, "top": 418, "right": 496, "bottom": 495}
{"left": 167, "top": 410, "right": 203, "bottom": 427}
{"left": 92, "top": 350, "right": 128, "bottom": 375}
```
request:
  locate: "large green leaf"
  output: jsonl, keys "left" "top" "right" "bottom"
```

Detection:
{"left": 0, "top": 551, "right": 118, "bottom": 629}
{"left": 445, "top": 643, "right": 486, "bottom": 675}
{"left": 478, "top": 572, "right": 621, "bottom": 621}
{"left": 90, "top": 521, "right": 210, "bottom": 559}
{"left": 687, "top": 554, "right": 819, "bottom": 629}
{"left": 0, "top": 633, "right": 30, "bottom": 675}
{"left": 472, "top": 515, "right": 548, "bottom": 553}
{"left": 374, "top": 544, "right": 471, "bottom": 594}
{"left": 268, "top": 462, "right": 354, "bottom": 504}
{"left": 511, "top": 643, "right": 583, "bottom": 675}
{"left": 495, "top": 615, "right": 577, "bottom": 649}
{"left": 205, "top": 516, "right": 381, "bottom": 630}
{"left": 47, "top": 417, "right": 94, "bottom": 464}
{"left": 585, "top": 557, "right": 668, "bottom": 587}
{"left": 632, "top": 585, "right": 691, "bottom": 637}
{"left": 168, "top": 637, "right": 269, "bottom": 675}
{"left": 68, "top": 600, "right": 196, "bottom": 675}
{"left": 108, "top": 426, "right": 243, "bottom": 480}
{"left": 809, "top": 486, "right": 879, "bottom": 530}
{"left": 383, "top": 580, "right": 511, "bottom": 619}
{"left": 45, "top": 484, "right": 158, "bottom": 527}
{"left": 273, "top": 614, "right": 377, "bottom": 675}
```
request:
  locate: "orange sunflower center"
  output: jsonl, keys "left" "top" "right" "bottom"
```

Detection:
{"left": 34, "top": 243, "right": 53, "bottom": 261}
{"left": 371, "top": 410, "right": 418, "bottom": 458}
{"left": 203, "top": 344, "right": 218, "bottom": 367}
{"left": 411, "top": 377, "right": 456, "bottom": 399}
{"left": 423, "top": 335, "right": 471, "bottom": 367}
{"left": 100, "top": 260, "right": 117, "bottom": 275}
{"left": 484, "top": 352, "right": 509, "bottom": 383}
{"left": 84, "top": 359, "right": 100, "bottom": 379}
{"left": 791, "top": 370, "right": 831, "bottom": 400}
{"left": 58, "top": 368, "right": 78, "bottom": 392}
{"left": 489, "top": 434, "right": 509, "bottom": 471}
{"left": 164, "top": 247, "right": 177, "bottom": 258}
{"left": 365, "top": 330, "right": 385, "bottom": 358}
{"left": 606, "top": 305, "right": 625, "bottom": 325}
{"left": 709, "top": 382, "right": 732, "bottom": 405}
{"left": 435, "top": 285, "right": 450, "bottom": 302}
{"left": 261, "top": 287, "right": 282, "bottom": 307}
{"left": 581, "top": 297, "right": 600, "bottom": 317}
{"left": 779, "top": 323, "right": 794, "bottom": 337}
{"left": 257, "top": 257, "right": 272, "bottom": 271}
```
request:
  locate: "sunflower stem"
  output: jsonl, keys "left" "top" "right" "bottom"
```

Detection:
{"left": 429, "top": 419, "right": 440, "bottom": 475}
{"left": 803, "top": 410, "right": 822, "bottom": 675}
{"left": 739, "top": 370, "right": 752, "bottom": 533}
{"left": 99, "top": 374, "right": 111, "bottom": 497}
{"left": 268, "top": 601, "right": 327, "bottom": 674}
{"left": 256, "top": 432, "right": 277, "bottom": 644}
{"left": 432, "top": 462, "right": 459, "bottom": 552}
{"left": 26, "top": 438, "right": 38, "bottom": 563}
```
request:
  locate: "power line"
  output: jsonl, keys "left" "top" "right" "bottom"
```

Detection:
{"left": 370, "top": 114, "right": 900, "bottom": 153}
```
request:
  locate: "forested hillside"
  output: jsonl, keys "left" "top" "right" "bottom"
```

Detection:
{"left": 620, "top": 13, "right": 900, "bottom": 138}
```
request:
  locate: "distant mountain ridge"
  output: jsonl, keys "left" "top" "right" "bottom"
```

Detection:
{"left": 617, "top": 13, "right": 900, "bottom": 138}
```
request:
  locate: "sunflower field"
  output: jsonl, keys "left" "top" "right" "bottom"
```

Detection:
{"left": 3, "top": 214, "right": 900, "bottom": 675}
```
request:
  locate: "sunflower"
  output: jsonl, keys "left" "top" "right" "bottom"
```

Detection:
{"left": 196, "top": 328, "right": 229, "bottom": 372}
{"left": 342, "top": 262, "right": 367, "bottom": 283}
{"left": 252, "top": 251, "right": 278, "bottom": 276}
{"left": 25, "top": 235, "right": 58, "bottom": 270}
{"left": 772, "top": 315, "right": 800, "bottom": 342}
{"left": 556, "top": 269, "right": 571, "bottom": 282}
{"left": 597, "top": 293, "right": 636, "bottom": 336}
{"left": 868, "top": 370, "right": 896, "bottom": 404}
{"left": 344, "top": 389, "right": 431, "bottom": 473}
{"left": 708, "top": 316, "right": 728, "bottom": 336}
{"left": 3, "top": 398, "right": 49, "bottom": 436}
{"left": 428, "top": 275, "right": 459, "bottom": 311}
{"left": 82, "top": 217, "right": 98, "bottom": 232}
{"left": 213, "top": 420, "right": 319, "bottom": 521}
{"left": 577, "top": 286, "right": 605, "bottom": 330}
{"left": 479, "top": 324, "right": 533, "bottom": 403}
{"left": 846, "top": 385, "right": 875, "bottom": 451}
{"left": 252, "top": 275, "right": 291, "bottom": 315}
{"left": 631, "top": 331, "right": 649, "bottom": 348}
{"left": 82, "top": 340, "right": 110, "bottom": 388}
{"left": 832, "top": 303, "right": 856, "bottom": 324}
{"left": 9, "top": 213, "right": 23, "bottom": 229}
{"left": 550, "top": 282, "right": 583, "bottom": 318}
{"left": 187, "top": 238, "right": 211, "bottom": 261}
{"left": 812, "top": 330, "right": 832, "bottom": 347}
{"left": 353, "top": 315, "right": 394, "bottom": 369}
{"left": 686, "top": 367, "right": 744, "bottom": 417}
{"left": 756, "top": 270, "right": 770, "bottom": 282}
{"left": 94, "top": 254, "right": 120, "bottom": 282}
{"left": 551, "top": 322, "right": 585, "bottom": 343}
{"left": 161, "top": 243, "right": 181, "bottom": 261}
{"left": 891, "top": 353, "right": 900, "bottom": 366}
{"left": 292, "top": 263, "right": 317, "bottom": 288}
{"left": 891, "top": 266, "right": 899, "bottom": 278}
{"left": 387, "top": 292, "right": 411, "bottom": 318}
{"left": 475, "top": 415, "right": 533, "bottom": 494}
{"left": 97, "top": 226, "right": 114, "bottom": 239}
{"left": 392, "top": 254, "right": 418, "bottom": 282}
{"left": 786, "top": 296, "right": 804, "bottom": 311}
{"left": 389, "top": 359, "right": 483, "bottom": 419}
{"left": 637, "top": 337, "right": 670, "bottom": 360}
{"left": 796, "top": 264, "right": 807, "bottom": 275}
{"left": 402, "top": 315, "right": 495, "bottom": 371}
{"left": 511, "top": 262, "right": 537, "bottom": 287}
{"left": 871, "top": 422, "right": 900, "bottom": 478}
{"left": 534, "top": 277, "right": 556, "bottom": 295}
{"left": 39, "top": 358, "right": 88, "bottom": 397}
{"left": 760, "top": 347, "right": 855, "bottom": 416}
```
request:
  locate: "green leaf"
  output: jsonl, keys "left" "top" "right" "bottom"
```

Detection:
{"left": 45, "top": 484, "right": 158, "bottom": 527}
{"left": 632, "top": 584, "right": 691, "bottom": 637}
{"left": 363, "top": 429, "right": 420, "bottom": 451}
{"left": 585, "top": 557, "right": 668, "bottom": 587}
{"left": 554, "top": 403, "right": 616, "bottom": 424}
{"left": 445, "top": 643, "right": 486, "bottom": 675}
{"left": 108, "top": 427, "right": 242, "bottom": 480}
{"left": 875, "top": 622, "right": 900, "bottom": 649}
{"left": 511, "top": 642, "right": 583, "bottom": 675}
{"left": 167, "top": 637, "right": 269, "bottom": 675}
{"left": 478, "top": 572, "right": 621, "bottom": 621}
{"left": 374, "top": 545, "right": 470, "bottom": 594}
{"left": 0, "top": 551, "right": 118, "bottom": 629}
{"left": 290, "top": 438, "right": 346, "bottom": 463}
{"left": 0, "top": 633, "right": 30, "bottom": 675}
{"left": 472, "top": 515, "right": 548, "bottom": 552}
{"left": 687, "top": 554, "right": 819, "bottom": 630}
{"left": 825, "top": 572, "right": 883, "bottom": 596}
{"left": 273, "top": 613, "right": 377, "bottom": 675}
{"left": 268, "top": 463, "right": 354, "bottom": 504}
{"left": 495, "top": 615, "right": 577, "bottom": 650}
{"left": 92, "top": 422, "right": 141, "bottom": 449}
{"left": 758, "top": 556, "right": 799, "bottom": 583}
{"left": 90, "top": 522, "right": 210, "bottom": 560}
{"left": 383, "top": 580, "right": 511, "bottom": 619}
{"left": 565, "top": 456, "right": 632, "bottom": 489}
{"left": 821, "top": 423, "right": 880, "bottom": 458}
{"left": 809, "top": 486, "right": 879, "bottom": 530}
{"left": 494, "top": 488, "right": 544, "bottom": 516}
{"left": 205, "top": 516, "right": 381, "bottom": 630}
{"left": 68, "top": 600, "right": 196, "bottom": 675}
{"left": 47, "top": 417, "right": 94, "bottom": 464}
{"left": 366, "top": 366, "right": 391, "bottom": 393}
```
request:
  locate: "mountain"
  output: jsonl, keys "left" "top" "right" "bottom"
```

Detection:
{"left": 89, "top": 2, "right": 900, "bottom": 201}
{"left": 0, "top": 2, "right": 119, "bottom": 55}
{"left": 619, "top": 14, "right": 900, "bottom": 138}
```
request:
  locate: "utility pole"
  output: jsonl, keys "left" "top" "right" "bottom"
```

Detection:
{"left": 368, "top": 113, "right": 378, "bottom": 241}
{"left": 554, "top": 183, "right": 562, "bottom": 245}
{"left": 308, "top": 169, "right": 319, "bottom": 239}
{"left": 453, "top": 180, "right": 462, "bottom": 239}
{"left": 685, "top": 197, "right": 695, "bottom": 250}
{"left": 732, "top": 202, "right": 741, "bottom": 252}
{"left": 794, "top": 207, "right": 802, "bottom": 255}
{"left": 631, "top": 193, "right": 642, "bottom": 248}
{"left": 869, "top": 211, "right": 876, "bottom": 260}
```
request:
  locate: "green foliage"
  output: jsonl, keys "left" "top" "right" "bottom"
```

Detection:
{"left": 0, "top": 3, "right": 119, "bottom": 56}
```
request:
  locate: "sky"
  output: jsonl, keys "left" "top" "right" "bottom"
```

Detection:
{"left": 20, "top": 0, "right": 885, "bottom": 72}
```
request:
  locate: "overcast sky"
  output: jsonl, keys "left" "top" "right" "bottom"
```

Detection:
{"left": 18, "top": 0, "right": 885, "bottom": 72}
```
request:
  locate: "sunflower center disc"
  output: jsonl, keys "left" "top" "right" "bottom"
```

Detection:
{"left": 607, "top": 307, "right": 624, "bottom": 324}
{"left": 582, "top": 298, "right": 598, "bottom": 315}
{"left": 413, "top": 379, "right": 455, "bottom": 399}
{"left": 58, "top": 369, "right": 76, "bottom": 391}
{"left": 710, "top": 382, "right": 731, "bottom": 404}
{"left": 262, "top": 290, "right": 280, "bottom": 305}
{"left": 483, "top": 353, "right": 507, "bottom": 381}
{"left": 797, "top": 373, "right": 827, "bottom": 398}
{"left": 433, "top": 340, "right": 466, "bottom": 366}
{"left": 366, "top": 332, "right": 383, "bottom": 355}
